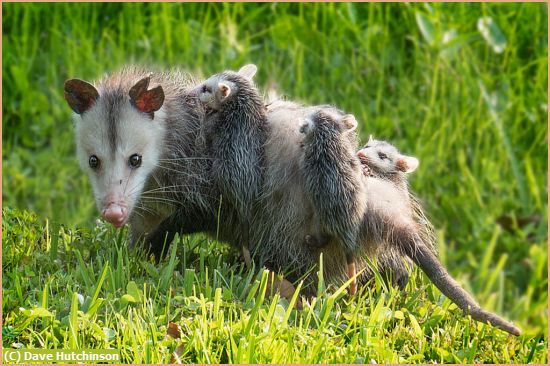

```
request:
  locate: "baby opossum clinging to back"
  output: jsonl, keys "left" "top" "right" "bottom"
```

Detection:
{"left": 299, "top": 110, "right": 366, "bottom": 296}
{"left": 357, "top": 136, "right": 436, "bottom": 257}
{"left": 355, "top": 139, "right": 520, "bottom": 336}
{"left": 295, "top": 108, "right": 519, "bottom": 334}
{"left": 195, "top": 64, "right": 267, "bottom": 266}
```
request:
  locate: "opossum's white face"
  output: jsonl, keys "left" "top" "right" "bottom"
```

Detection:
{"left": 357, "top": 139, "right": 418, "bottom": 175}
{"left": 74, "top": 104, "right": 166, "bottom": 227}
{"left": 66, "top": 76, "right": 165, "bottom": 228}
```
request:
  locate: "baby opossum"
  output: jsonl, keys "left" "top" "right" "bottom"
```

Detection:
{"left": 257, "top": 101, "right": 409, "bottom": 294}
{"left": 299, "top": 110, "right": 366, "bottom": 295}
{"left": 355, "top": 144, "right": 520, "bottom": 336}
{"left": 195, "top": 64, "right": 267, "bottom": 266}
{"left": 357, "top": 136, "right": 419, "bottom": 187}
{"left": 357, "top": 136, "right": 437, "bottom": 255}
{"left": 359, "top": 176, "right": 520, "bottom": 335}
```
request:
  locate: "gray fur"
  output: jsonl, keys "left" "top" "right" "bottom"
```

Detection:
{"left": 298, "top": 109, "right": 365, "bottom": 293}
{"left": 198, "top": 68, "right": 267, "bottom": 231}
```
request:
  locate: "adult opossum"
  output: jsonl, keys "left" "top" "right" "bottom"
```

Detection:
{"left": 65, "top": 70, "right": 520, "bottom": 336}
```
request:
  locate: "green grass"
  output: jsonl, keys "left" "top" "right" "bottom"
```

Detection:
{"left": 2, "top": 2, "right": 548, "bottom": 363}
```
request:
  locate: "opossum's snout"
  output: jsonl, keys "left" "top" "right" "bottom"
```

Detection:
{"left": 101, "top": 202, "right": 128, "bottom": 228}
{"left": 357, "top": 149, "right": 370, "bottom": 164}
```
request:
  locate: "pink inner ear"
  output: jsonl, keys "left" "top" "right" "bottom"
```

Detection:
{"left": 136, "top": 93, "right": 154, "bottom": 111}
{"left": 219, "top": 83, "right": 231, "bottom": 98}
{"left": 395, "top": 158, "right": 408, "bottom": 172}
{"left": 133, "top": 86, "right": 164, "bottom": 114}
{"left": 397, "top": 156, "right": 419, "bottom": 173}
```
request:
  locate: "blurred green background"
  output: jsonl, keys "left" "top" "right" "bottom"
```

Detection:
{"left": 2, "top": 1, "right": 548, "bottom": 337}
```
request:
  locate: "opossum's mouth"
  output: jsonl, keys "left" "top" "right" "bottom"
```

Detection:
{"left": 357, "top": 154, "right": 373, "bottom": 177}
{"left": 358, "top": 155, "right": 370, "bottom": 165}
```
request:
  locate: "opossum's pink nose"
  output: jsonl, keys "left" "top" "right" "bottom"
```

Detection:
{"left": 357, "top": 150, "right": 367, "bottom": 159}
{"left": 102, "top": 204, "right": 128, "bottom": 228}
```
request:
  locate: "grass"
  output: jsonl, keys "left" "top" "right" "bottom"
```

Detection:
{"left": 2, "top": 2, "right": 548, "bottom": 363}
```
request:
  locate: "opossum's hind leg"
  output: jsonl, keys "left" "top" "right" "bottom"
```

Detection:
{"left": 346, "top": 253, "right": 358, "bottom": 296}
{"left": 242, "top": 246, "right": 252, "bottom": 267}
{"left": 395, "top": 225, "right": 521, "bottom": 336}
{"left": 242, "top": 224, "right": 253, "bottom": 268}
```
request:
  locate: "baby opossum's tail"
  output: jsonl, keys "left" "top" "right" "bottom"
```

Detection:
{"left": 401, "top": 231, "right": 521, "bottom": 336}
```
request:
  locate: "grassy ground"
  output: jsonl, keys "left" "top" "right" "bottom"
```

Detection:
{"left": 2, "top": 2, "right": 548, "bottom": 363}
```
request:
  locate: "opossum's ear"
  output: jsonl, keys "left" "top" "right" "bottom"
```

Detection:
{"left": 237, "top": 64, "right": 257, "bottom": 80}
{"left": 341, "top": 114, "right": 357, "bottom": 131}
{"left": 129, "top": 76, "right": 165, "bottom": 116}
{"left": 218, "top": 82, "right": 232, "bottom": 99}
{"left": 64, "top": 79, "right": 99, "bottom": 114}
{"left": 396, "top": 155, "right": 419, "bottom": 173}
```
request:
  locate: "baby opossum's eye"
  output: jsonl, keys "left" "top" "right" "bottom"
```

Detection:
{"left": 89, "top": 155, "right": 100, "bottom": 169}
{"left": 202, "top": 85, "right": 211, "bottom": 93}
{"left": 378, "top": 152, "right": 388, "bottom": 160}
{"left": 128, "top": 154, "right": 142, "bottom": 169}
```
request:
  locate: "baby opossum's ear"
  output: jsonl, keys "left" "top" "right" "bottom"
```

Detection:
{"left": 129, "top": 76, "right": 165, "bottom": 116}
{"left": 218, "top": 82, "right": 232, "bottom": 99}
{"left": 341, "top": 114, "right": 358, "bottom": 131}
{"left": 396, "top": 155, "right": 419, "bottom": 173}
{"left": 64, "top": 79, "right": 99, "bottom": 114}
{"left": 237, "top": 64, "right": 257, "bottom": 80}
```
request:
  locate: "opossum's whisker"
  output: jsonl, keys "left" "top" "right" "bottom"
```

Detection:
{"left": 134, "top": 204, "right": 159, "bottom": 217}
{"left": 153, "top": 164, "right": 211, "bottom": 181}
{"left": 157, "top": 157, "right": 216, "bottom": 162}
{"left": 139, "top": 196, "right": 181, "bottom": 205}
{"left": 141, "top": 183, "right": 203, "bottom": 192}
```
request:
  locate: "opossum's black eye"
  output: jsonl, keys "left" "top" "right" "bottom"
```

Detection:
{"left": 89, "top": 155, "right": 100, "bottom": 169}
{"left": 129, "top": 154, "right": 142, "bottom": 168}
{"left": 378, "top": 152, "right": 388, "bottom": 160}
{"left": 202, "top": 85, "right": 211, "bottom": 93}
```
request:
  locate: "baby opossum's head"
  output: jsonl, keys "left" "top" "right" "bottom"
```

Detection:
{"left": 64, "top": 74, "right": 166, "bottom": 228}
{"left": 198, "top": 64, "right": 257, "bottom": 110}
{"left": 357, "top": 136, "right": 419, "bottom": 176}
{"left": 300, "top": 109, "right": 358, "bottom": 139}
